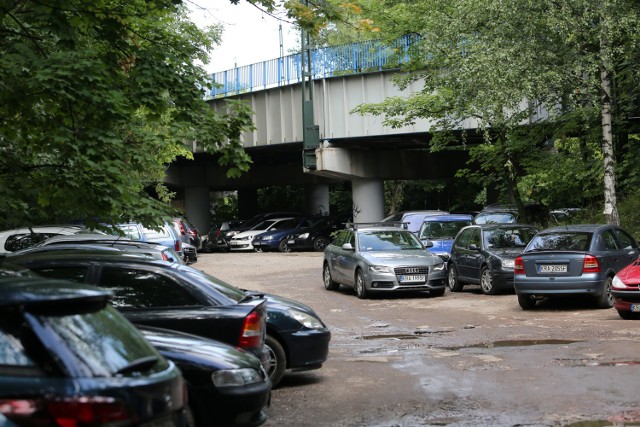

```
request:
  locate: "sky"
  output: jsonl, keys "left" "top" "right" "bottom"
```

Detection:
{"left": 188, "top": 1, "right": 299, "bottom": 74}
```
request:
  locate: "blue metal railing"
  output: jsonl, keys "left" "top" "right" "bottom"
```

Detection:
{"left": 207, "top": 35, "right": 419, "bottom": 98}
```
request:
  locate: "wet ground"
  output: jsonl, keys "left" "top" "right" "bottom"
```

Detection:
{"left": 197, "top": 251, "right": 640, "bottom": 427}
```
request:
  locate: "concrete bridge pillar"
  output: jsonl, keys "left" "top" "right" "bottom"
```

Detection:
{"left": 184, "top": 186, "right": 210, "bottom": 236}
{"left": 351, "top": 178, "right": 384, "bottom": 223}
{"left": 306, "top": 184, "right": 330, "bottom": 216}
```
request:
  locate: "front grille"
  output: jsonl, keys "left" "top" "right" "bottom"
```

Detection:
{"left": 394, "top": 266, "right": 428, "bottom": 275}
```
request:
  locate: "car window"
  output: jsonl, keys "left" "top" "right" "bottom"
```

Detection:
{"left": 272, "top": 219, "right": 298, "bottom": 230}
{"left": 252, "top": 219, "right": 278, "bottom": 230}
{"left": 527, "top": 232, "right": 592, "bottom": 251}
{"left": 599, "top": 230, "right": 619, "bottom": 251}
{"left": 30, "top": 266, "right": 89, "bottom": 283}
{"left": 420, "top": 220, "right": 471, "bottom": 240}
{"left": 357, "top": 230, "right": 422, "bottom": 251}
{"left": 98, "top": 268, "right": 200, "bottom": 308}
{"left": 455, "top": 228, "right": 473, "bottom": 249}
{"left": 4, "top": 233, "right": 59, "bottom": 252}
{"left": 469, "top": 229, "right": 481, "bottom": 248}
{"left": 614, "top": 229, "right": 637, "bottom": 250}
{"left": 331, "top": 230, "right": 349, "bottom": 247}
{"left": 115, "top": 224, "right": 142, "bottom": 240}
{"left": 0, "top": 329, "right": 36, "bottom": 368}
{"left": 141, "top": 225, "right": 172, "bottom": 239}
{"left": 484, "top": 228, "right": 535, "bottom": 249}
{"left": 475, "top": 212, "right": 517, "bottom": 224}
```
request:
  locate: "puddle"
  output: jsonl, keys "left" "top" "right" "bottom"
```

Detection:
{"left": 443, "top": 339, "right": 580, "bottom": 350}
{"left": 584, "top": 361, "right": 640, "bottom": 367}
{"left": 564, "top": 420, "right": 640, "bottom": 426}
{"left": 360, "top": 334, "right": 419, "bottom": 340}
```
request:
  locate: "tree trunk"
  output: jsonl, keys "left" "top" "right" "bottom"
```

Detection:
{"left": 601, "top": 68, "right": 619, "bottom": 225}
{"left": 387, "top": 180, "right": 404, "bottom": 215}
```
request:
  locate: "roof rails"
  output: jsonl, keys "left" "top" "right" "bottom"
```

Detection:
{"left": 351, "top": 222, "right": 408, "bottom": 230}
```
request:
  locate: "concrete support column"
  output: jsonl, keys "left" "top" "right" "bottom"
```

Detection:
{"left": 351, "top": 178, "right": 384, "bottom": 223}
{"left": 184, "top": 186, "right": 210, "bottom": 235}
{"left": 238, "top": 188, "right": 258, "bottom": 219}
{"left": 306, "top": 184, "right": 330, "bottom": 216}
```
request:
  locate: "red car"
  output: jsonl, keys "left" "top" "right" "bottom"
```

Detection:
{"left": 612, "top": 258, "right": 640, "bottom": 319}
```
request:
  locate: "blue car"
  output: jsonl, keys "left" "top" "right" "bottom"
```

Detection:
{"left": 252, "top": 216, "right": 324, "bottom": 252}
{"left": 417, "top": 214, "right": 473, "bottom": 262}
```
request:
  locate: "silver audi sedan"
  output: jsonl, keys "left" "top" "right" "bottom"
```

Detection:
{"left": 322, "top": 223, "right": 447, "bottom": 299}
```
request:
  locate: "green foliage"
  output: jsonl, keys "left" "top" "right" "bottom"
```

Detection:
{"left": 257, "top": 186, "right": 306, "bottom": 213}
{"left": 0, "top": 1, "right": 254, "bottom": 230}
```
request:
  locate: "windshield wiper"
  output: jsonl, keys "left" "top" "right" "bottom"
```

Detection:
{"left": 115, "top": 355, "right": 159, "bottom": 375}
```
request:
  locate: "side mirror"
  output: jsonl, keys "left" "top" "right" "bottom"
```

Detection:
{"left": 422, "top": 239, "right": 434, "bottom": 248}
{"left": 341, "top": 243, "right": 354, "bottom": 251}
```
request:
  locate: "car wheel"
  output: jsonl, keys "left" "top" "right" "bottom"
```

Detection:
{"left": 518, "top": 294, "right": 537, "bottom": 310}
{"left": 448, "top": 265, "right": 464, "bottom": 292}
{"left": 323, "top": 263, "right": 339, "bottom": 290}
{"left": 480, "top": 266, "right": 497, "bottom": 295}
{"left": 617, "top": 310, "right": 640, "bottom": 320}
{"left": 254, "top": 247, "right": 263, "bottom": 253}
{"left": 595, "top": 276, "right": 614, "bottom": 309}
{"left": 265, "top": 334, "right": 286, "bottom": 387}
{"left": 355, "top": 269, "right": 368, "bottom": 299}
{"left": 184, "top": 403, "right": 198, "bottom": 427}
{"left": 278, "top": 239, "right": 290, "bottom": 252}
{"left": 313, "top": 236, "right": 329, "bottom": 252}
{"left": 430, "top": 288, "right": 445, "bottom": 297}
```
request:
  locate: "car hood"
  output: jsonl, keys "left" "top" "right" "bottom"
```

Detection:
{"left": 614, "top": 259, "right": 640, "bottom": 282}
{"left": 244, "top": 290, "right": 321, "bottom": 317}
{"left": 426, "top": 239, "right": 454, "bottom": 253}
{"left": 233, "top": 230, "right": 267, "bottom": 239}
{"left": 361, "top": 250, "right": 442, "bottom": 265}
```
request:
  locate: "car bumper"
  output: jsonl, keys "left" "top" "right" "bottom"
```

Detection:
{"left": 514, "top": 274, "right": 606, "bottom": 296}
{"left": 252, "top": 241, "right": 279, "bottom": 251}
{"left": 286, "top": 238, "right": 313, "bottom": 250}
{"left": 229, "top": 241, "right": 254, "bottom": 251}
{"left": 282, "top": 328, "right": 331, "bottom": 370}
{"left": 612, "top": 290, "right": 640, "bottom": 311}
{"left": 364, "top": 270, "right": 447, "bottom": 292}
{"left": 490, "top": 270, "right": 514, "bottom": 290}
{"left": 192, "top": 382, "right": 271, "bottom": 427}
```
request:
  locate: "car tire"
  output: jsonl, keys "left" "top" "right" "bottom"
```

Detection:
{"left": 355, "top": 269, "right": 368, "bottom": 299}
{"left": 184, "top": 403, "right": 198, "bottom": 427}
{"left": 265, "top": 334, "right": 286, "bottom": 387}
{"left": 595, "top": 276, "right": 614, "bottom": 309}
{"left": 323, "top": 263, "right": 339, "bottom": 290}
{"left": 518, "top": 294, "right": 537, "bottom": 310}
{"left": 430, "top": 288, "right": 446, "bottom": 297}
{"left": 617, "top": 310, "right": 640, "bottom": 320}
{"left": 278, "top": 239, "right": 290, "bottom": 253}
{"left": 313, "top": 236, "right": 329, "bottom": 252}
{"left": 448, "top": 265, "right": 464, "bottom": 292}
{"left": 480, "top": 266, "right": 497, "bottom": 295}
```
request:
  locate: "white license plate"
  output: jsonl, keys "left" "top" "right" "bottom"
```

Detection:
{"left": 230, "top": 241, "right": 241, "bottom": 245}
{"left": 538, "top": 264, "right": 567, "bottom": 273}
{"left": 399, "top": 275, "right": 425, "bottom": 283}
{"left": 631, "top": 304, "right": 640, "bottom": 313}
{"left": 288, "top": 240, "right": 295, "bottom": 244}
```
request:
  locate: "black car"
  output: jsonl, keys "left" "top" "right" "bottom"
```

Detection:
{"left": 6, "top": 249, "right": 330, "bottom": 387}
{"left": 204, "top": 220, "right": 245, "bottom": 252}
{"left": 286, "top": 216, "right": 343, "bottom": 252}
{"left": 448, "top": 224, "right": 539, "bottom": 294}
{"left": 4, "top": 250, "right": 270, "bottom": 370}
{"left": 0, "top": 275, "right": 187, "bottom": 427}
{"left": 140, "top": 326, "right": 271, "bottom": 427}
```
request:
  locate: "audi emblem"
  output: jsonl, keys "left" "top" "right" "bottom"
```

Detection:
{"left": 405, "top": 267, "right": 420, "bottom": 274}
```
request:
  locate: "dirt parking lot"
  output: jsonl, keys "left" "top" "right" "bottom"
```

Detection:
{"left": 197, "top": 251, "right": 640, "bottom": 427}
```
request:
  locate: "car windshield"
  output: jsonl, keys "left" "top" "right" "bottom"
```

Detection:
{"left": 181, "top": 268, "right": 247, "bottom": 302}
{"left": 475, "top": 212, "right": 517, "bottom": 224}
{"left": 420, "top": 220, "right": 471, "bottom": 240}
{"left": 527, "top": 232, "right": 592, "bottom": 252}
{"left": 357, "top": 230, "right": 423, "bottom": 251}
{"left": 251, "top": 219, "right": 279, "bottom": 231}
{"left": 484, "top": 228, "right": 537, "bottom": 249}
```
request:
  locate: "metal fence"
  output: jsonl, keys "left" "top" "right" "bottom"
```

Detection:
{"left": 207, "top": 35, "right": 419, "bottom": 98}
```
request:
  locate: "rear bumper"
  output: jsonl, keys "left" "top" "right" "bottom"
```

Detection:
{"left": 191, "top": 381, "right": 271, "bottom": 427}
{"left": 514, "top": 274, "right": 606, "bottom": 296}
{"left": 282, "top": 328, "right": 331, "bottom": 370}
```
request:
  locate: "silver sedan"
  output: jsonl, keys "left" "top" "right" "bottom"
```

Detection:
{"left": 322, "top": 224, "right": 446, "bottom": 299}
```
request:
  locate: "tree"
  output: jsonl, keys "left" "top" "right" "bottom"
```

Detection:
{"left": 348, "top": 0, "right": 640, "bottom": 224}
{"left": 0, "top": 0, "right": 253, "bottom": 230}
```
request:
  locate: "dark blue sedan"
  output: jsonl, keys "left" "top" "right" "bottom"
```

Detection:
{"left": 252, "top": 216, "right": 324, "bottom": 252}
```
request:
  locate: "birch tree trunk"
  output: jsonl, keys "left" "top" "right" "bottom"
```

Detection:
{"left": 601, "top": 67, "right": 619, "bottom": 225}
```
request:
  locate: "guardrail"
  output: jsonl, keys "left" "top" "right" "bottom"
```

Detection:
{"left": 207, "top": 34, "right": 419, "bottom": 99}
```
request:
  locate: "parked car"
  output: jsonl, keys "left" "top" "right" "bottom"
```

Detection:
{"left": 417, "top": 214, "right": 474, "bottom": 262}
{"left": 252, "top": 216, "right": 326, "bottom": 252}
{"left": 204, "top": 220, "right": 245, "bottom": 252}
{"left": 0, "top": 225, "right": 103, "bottom": 254}
{"left": 323, "top": 223, "right": 447, "bottom": 299}
{"left": 381, "top": 210, "right": 449, "bottom": 235}
{"left": 6, "top": 249, "right": 330, "bottom": 387}
{"left": 38, "top": 233, "right": 185, "bottom": 263}
{"left": 172, "top": 217, "right": 203, "bottom": 252}
{"left": 223, "top": 212, "right": 302, "bottom": 245}
{"left": 229, "top": 217, "right": 297, "bottom": 252}
{"left": 611, "top": 259, "right": 640, "bottom": 319}
{"left": 286, "top": 216, "right": 344, "bottom": 252}
{"left": 140, "top": 326, "right": 271, "bottom": 427}
{"left": 4, "top": 250, "right": 269, "bottom": 370}
{"left": 514, "top": 224, "right": 639, "bottom": 310}
{"left": 473, "top": 203, "right": 550, "bottom": 226}
{"left": 448, "top": 224, "right": 538, "bottom": 295}
{"left": 0, "top": 276, "right": 187, "bottom": 426}
{"left": 113, "top": 221, "right": 186, "bottom": 262}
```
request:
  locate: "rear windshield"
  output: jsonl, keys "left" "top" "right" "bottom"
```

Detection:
{"left": 484, "top": 227, "right": 537, "bottom": 249}
{"left": 527, "top": 232, "right": 592, "bottom": 252}
{"left": 474, "top": 212, "right": 517, "bottom": 224}
{"left": 180, "top": 268, "right": 246, "bottom": 303}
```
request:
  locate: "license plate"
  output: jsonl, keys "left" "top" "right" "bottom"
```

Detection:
{"left": 288, "top": 240, "right": 295, "bottom": 244}
{"left": 398, "top": 275, "right": 425, "bottom": 283}
{"left": 631, "top": 304, "right": 640, "bottom": 313}
{"left": 230, "top": 241, "right": 241, "bottom": 245}
{"left": 538, "top": 264, "right": 567, "bottom": 273}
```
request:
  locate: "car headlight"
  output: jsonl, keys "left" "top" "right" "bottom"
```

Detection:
{"left": 502, "top": 259, "right": 515, "bottom": 268}
{"left": 612, "top": 275, "right": 627, "bottom": 289}
{"left": 212, "top": 368, "right": 263, "bottom": 386}
{"left": 432, "top": 263, "right": 445, "bottom": 271}
{"left": 227, "top": 231, "right": 238, "bottom": 237}
{"left": 262, "top": 235, "right": 273, "bottom": 240}
{"left": 288, "top": 308, "right": 325, "bottom": 329}
{"left": 298, "top": 233, "right": 309, "bottom": 239}
{"left": 369, "top": 265, "right": 391, "bottom": 273}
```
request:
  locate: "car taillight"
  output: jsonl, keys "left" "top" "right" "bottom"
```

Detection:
{"left": 514, "top": 256, "right": 525, "bottom": 275}
{"left": 174, "top": 240, "right": 182, "bottom": 252}
{"left": 239, "top": 309, "right": 264, "bottom": 350}
{"left": 0, "top": 397, "right": 132, "bottom": 427}
{"left": 177, "top": 222, "right": 186, "bottom": 235}
{"left": 583, "top": 255, "right": 600, "bottom": 273}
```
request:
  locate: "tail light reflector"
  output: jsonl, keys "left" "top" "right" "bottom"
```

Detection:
{"left": 174, "top": 240, "right": 182, "bottom": 253}
{"left": 583, "top": 255, "right": 600, "bottom": 273}
{"left": 514, "top": 256, "right": 525, "bottom": 275}
{"left": 239, "top": 309, "right": 264, "bottom": 350}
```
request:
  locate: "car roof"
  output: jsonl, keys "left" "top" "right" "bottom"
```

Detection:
{"left": 538, "top": 224, "right": 612, "bottom": 233}
{"left": 6, "top": 249, "right": 172, "bottom": 266}
{"left": 465, "top": 223, "right": 537, "bottom": 231}
{"left": 0, "top": 276, "right": 110, "bottom": 309}
{"left": 422, "top": 214, "right": 473, "bottom": 221}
